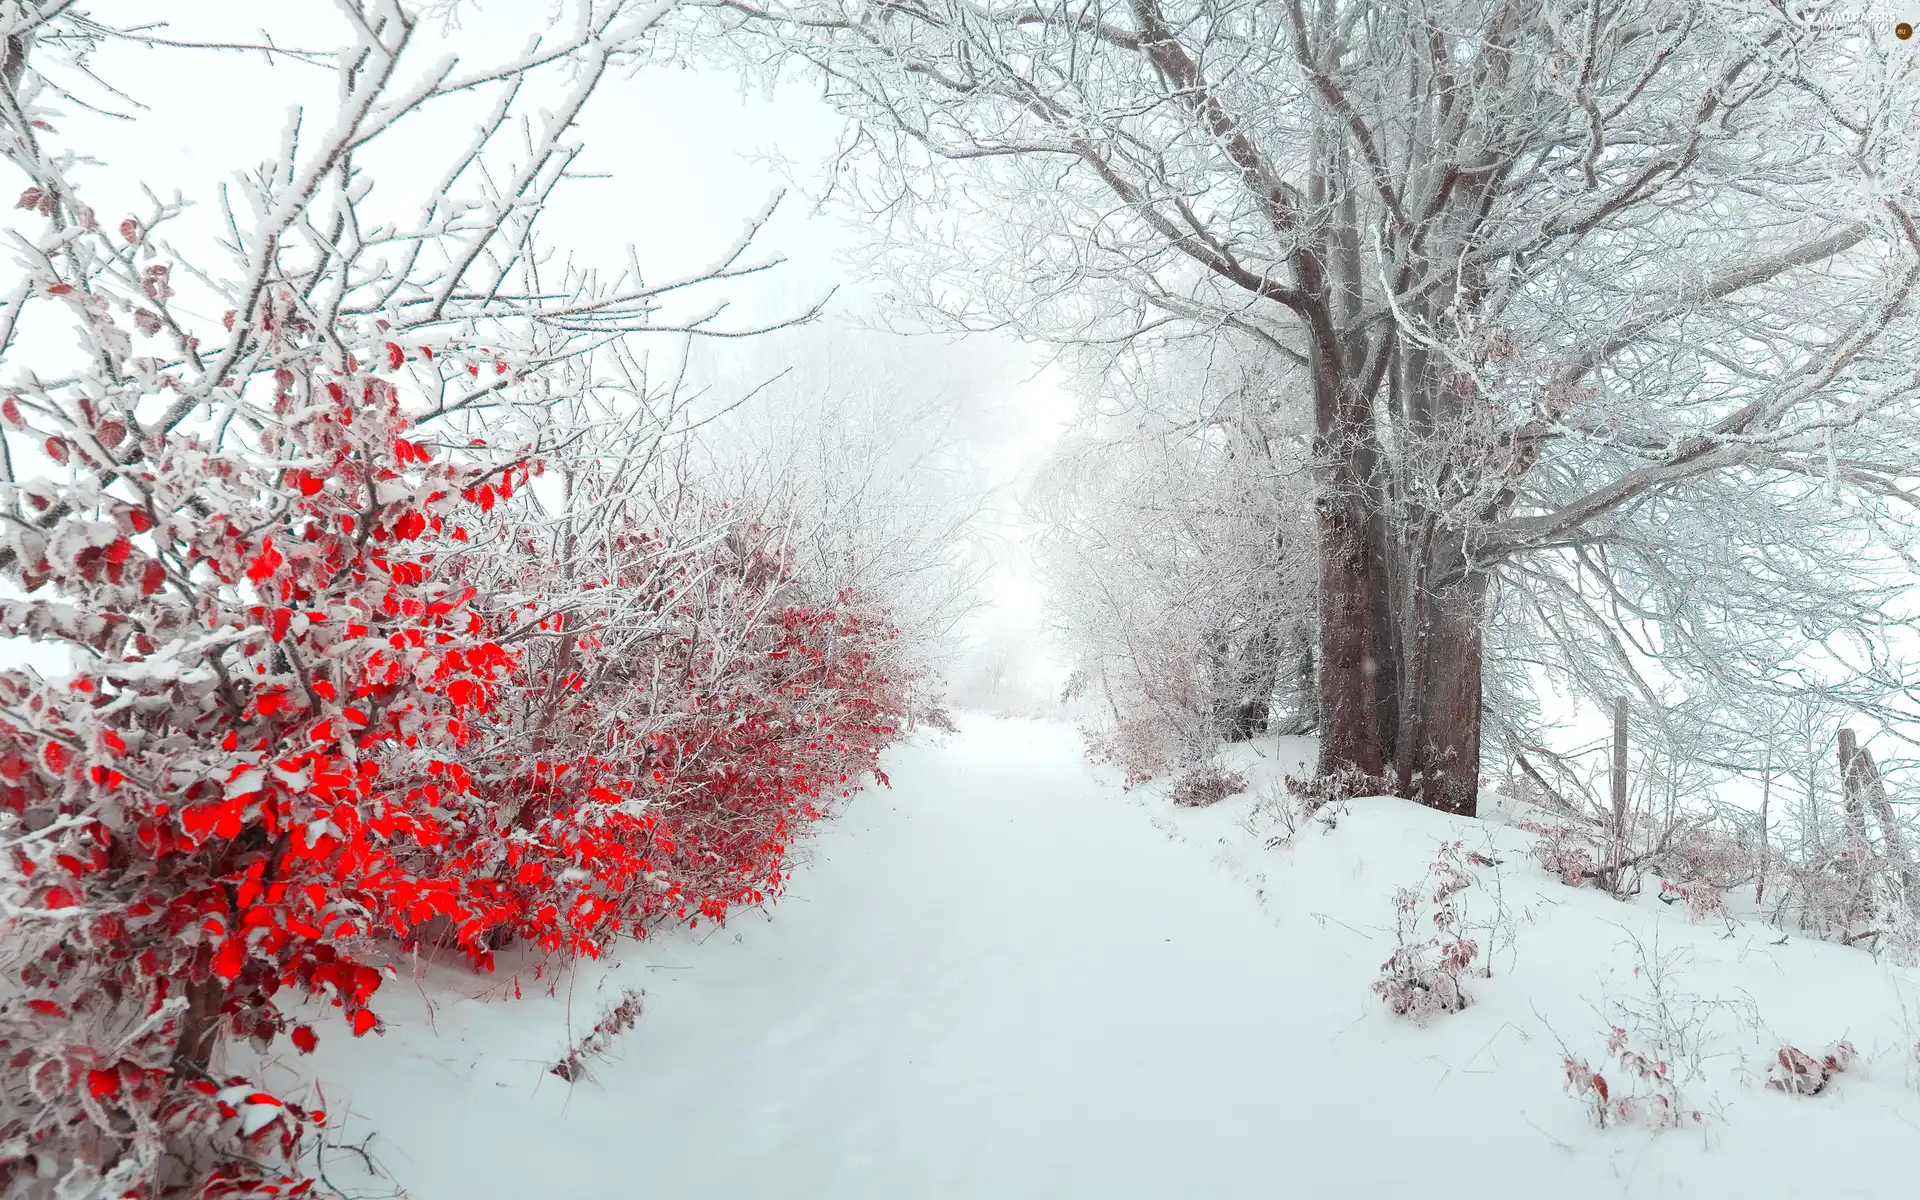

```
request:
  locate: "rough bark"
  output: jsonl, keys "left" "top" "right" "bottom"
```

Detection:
{"left": 1390, "top": 563, "right": 1487, "bottom": 816}
{"left": 1844, "top": 738, "right": 1919, "bottom": 908}
{"left": 1314, "top": 480, "right": 1389, "bottom": 779}
{"left": 1838, "top": 727, "right": 1870, "bottom": 842}
{"left": 172, "top": 977, "right": 226, "bottom": 1078}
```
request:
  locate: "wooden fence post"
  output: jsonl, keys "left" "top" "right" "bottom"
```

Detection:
{"left": 1611, "top": 697, "right": 1629, "bottom": 845}
{"left": 1756, "top": 743, "right": 1771, "bottom": 905}
{"left": 1844, "top": 734, "right": 1918, "bottom": 909}
{"left": 1838, "top": 727, "right": 1870, "bottom": 842}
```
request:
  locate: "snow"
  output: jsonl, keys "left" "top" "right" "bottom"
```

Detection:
{"left": 281, "top": 717, "right": 1920, "bottom": 1198}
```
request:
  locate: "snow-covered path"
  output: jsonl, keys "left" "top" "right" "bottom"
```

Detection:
{"left": 304, "top": 717, "right": 1920, "bottom": 1199}
{"left": 605, "top": 717, "right": 1337, "bottom": 1197}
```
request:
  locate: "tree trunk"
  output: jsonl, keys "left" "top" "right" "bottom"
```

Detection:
{"left": 1304, "top": 161, "right": 1388, "bottom": 786}
{"left": 1390, "top": 563, "right": 1487, "bottom": 816}
{"left": 1314, "top": 484, "right": 1386, "bottom": 780}
{"left": 173, "top": 976, "right": 226, "bottom": 1077}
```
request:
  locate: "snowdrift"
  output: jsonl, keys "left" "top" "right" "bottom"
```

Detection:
{"left": 270, "top": 718, "right": 1920, "bottom": 1198}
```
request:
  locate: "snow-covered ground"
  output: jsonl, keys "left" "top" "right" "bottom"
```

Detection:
{"left": 281, "top": 717, "right": 1920, "bottom": 1198}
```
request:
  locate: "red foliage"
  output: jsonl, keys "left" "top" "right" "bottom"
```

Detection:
{"left": 1767, "top": 1041, "right": 1856, "bottom": 1096}
{"left": 0, "top": 302, "right": 904, "bottom": 1194}
{"left": 431, "top": 528, "right": 901, "bottom": 960}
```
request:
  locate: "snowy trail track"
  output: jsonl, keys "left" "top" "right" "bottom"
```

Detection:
{"left": 309, "top": 717, "right": 1920, "bottom": 1199}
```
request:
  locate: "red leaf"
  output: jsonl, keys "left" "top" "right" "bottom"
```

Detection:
{"left": 141, "top": 561, "right": 167, "bottom": 595}
{"left": 86, "top": 1068, "right": 120, "bottom": 1100}
{"left": 247, "top": 540, "right": 283, "bottom": 583}
{"left": 291, "top": 1025, "right": 317, "bottom": 1055}
{"left": 1, "top": 396, "right": 21, "bottom": 428}
{"left": 350, "top": 1008, "right": 377, "bottom": 1037}
{"left": 44, "top": 436, "right": 68, "bottom": 463}
{"left": 42, "top": 742, "right": 68, "bottom": 772}
{"left": 212, "top": 937, "right": 245, "bottom": 983}
{"left": 386, "top": 342, "right": 405, "bottom": 370}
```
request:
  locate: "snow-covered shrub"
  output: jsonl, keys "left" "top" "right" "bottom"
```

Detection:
{"left": 1763, "top": 833, "right": 1919, "bottom": 961}
{"left": 914, "top": 704, "right": 959, "bottom": 735}
{"left": 1235, "top": 773, "right": 1345, "bottom": 849}
{"left": 1521, "top": 820, "right": 1599, "bottom": 887}
{"left": 1656, "top": 880, "right": 1728, "bottom": 923}
{"left": 0, "top": 6, "right": 910, "bottom": 1194}
{"left": 1037, "top": 334, "right": 1316, "bottom": 780}
{"left": 0, "top": 283, "right": 543, "bottom": 1192}
{"left": 1562, "top": 1023, "right": 1705, "bottom": 1130}
{"left": 1079, "top": 712, "right": 1187, "bottom": 791}
{"left": 0, "top": 306, "right": 905, "bottom": 1200}
{"left": 1556, "top": 938, "right": 1738, "bottom": 1131}
{"left": 1169, "top": 767, "right": 1248, "bottom": 809}
{"left": 1285, "top": 766, "right": 1397, "bottom": 812}
{"left": 1516, "top": 802, "right": 1755, "bottom": 917}
{"left": 550, "top": 989, "right": 646, "bottom": 1084}
{"left": 1766, "top": 1042, "right": 1856, "bottom": 1097}
{"left": 1372, "top": 841, "right": 1478, "bottom": 1024}
{"left": 469, "top": 575, "right": 902, "bottom": 954}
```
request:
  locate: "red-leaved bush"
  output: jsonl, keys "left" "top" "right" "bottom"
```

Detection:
{"left": 0, "top": 8, "right": 911, "bottom": 1195}
{"left": 1373, "top": 840, "right": 1478, "bottom": 1024}
{"left": 0, "top": 313, "right": 530, "bottom": 1193}
{"left": 0, "top": 293, "right": 903, "bottom": 1194}
{"left": 437, "top": 523, "right": 903, "bottom": 961}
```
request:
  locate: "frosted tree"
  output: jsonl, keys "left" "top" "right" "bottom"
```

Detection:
{"left": 713, "top": 0, "right": 1920, "bottom": 813}
{"left": 1032, "top": 329, "right": 1316, "bottom": 778}
{"left": 690, "top": 327, "right": 1002, "bottom": 714}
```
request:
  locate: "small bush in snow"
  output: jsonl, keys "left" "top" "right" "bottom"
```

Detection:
{"left": 1082, "top": 714, "right": 1187, "bottom": 790}
{"left": 1766, "top": 1042, "right": 1856, "bottom": 1097}
{"left": 1562, "top": 1024, "right": 1706, "bottom": 1130}
{"left": 1373, "top": 841, "right": 1478, "bottom": 1024}
{"left": 550, "top": 990, "right": 646, "bottom": 1084}
{"left": 1555, "top": 935, "right": 1741, "bottom": 1131}
{"left": 1656, "top": 879, "right": 1728, "bottom": 923}
{"left": 1169, "top": 767, "right": 1248, "bottom": 809}
{"left": 1521, "top": 820, "right": 1599, "bottom": 888}
{"left": 915, "top": 705, "right": 960, "bottom": 734}
{"left": 1285, "top": 766, "right": 1397, "bottom": 810}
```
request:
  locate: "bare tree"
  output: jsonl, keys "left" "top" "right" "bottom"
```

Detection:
{"left": 711, "top": 0, "right": 1920, "bottom": 813}
{"left": 1032, "top": 328, "right": 1316, "bottom": 775}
